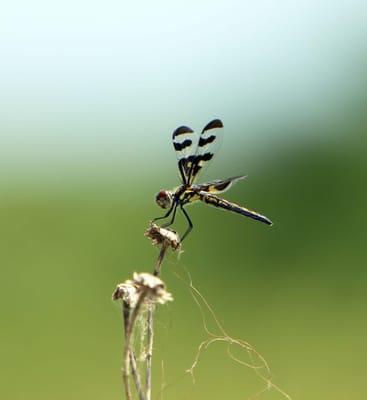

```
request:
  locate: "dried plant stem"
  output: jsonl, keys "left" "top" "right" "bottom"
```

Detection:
{"left": 146, "top": 243, "right": 168, "bottom": 400}
{"left": 122, "top": 304, "right": 145, "bottom": 400}
{"left": 123, "top": 293, "right": 148, "bottom": 400}
{"left": 130, "top": 352, "right": 146, "bottom": 400}
{"left": 122, "top": 304, "right": 133, "bottom": 400}
{"left": 116, "top": 225, "right": 177, "bottom": 400}
{"left": 146, "top": 305, "right": 154, "bottom": 400}
{"left": 123, "top": 346, "right": 132, "bottom": 400}
{"left": 154, "top": 242, "right": 169, "bottom": 276}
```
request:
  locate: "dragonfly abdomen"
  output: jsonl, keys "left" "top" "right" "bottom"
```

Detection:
{"left": 199, "top": 192, "right": 273, "bottom": 225}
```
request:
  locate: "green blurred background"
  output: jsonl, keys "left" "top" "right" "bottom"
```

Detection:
{"left": 1, "top": 1, "right": 366, "bottom": 399}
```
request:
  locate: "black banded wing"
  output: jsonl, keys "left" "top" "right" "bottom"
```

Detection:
{"left": 172, "top": 125, "right": 197, "bottom": 184}
{"left": 195, "top": 175, "right": 246, "bottom": 194}
{"left": 198, "top": 192, "right": 273, "bottom": 225}
{"left": 187, "top": 119, "right": 224, "bottom": 185}
{"left": 172, "top": 119, "right": 223, "bottom": 185}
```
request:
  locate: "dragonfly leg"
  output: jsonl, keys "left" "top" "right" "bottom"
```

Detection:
{"left": 152, "top": 201, "right": 175, "bottom": 223}
{"left": 161, "top": 202, "right": 178, "bottom": 228}
{"left": 180, "top": 205, "right": 193, "bottom": 242}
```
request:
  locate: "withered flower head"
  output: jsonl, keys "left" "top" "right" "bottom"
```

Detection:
{"left": 112, "top": 280, "right": 139, "bottom": 307}
{"left": 113, "top": 273, "right": 173, "bottom": 306}
{"left": 145, "top": 223, "right": 181, "bottom": 251}
{"left": 133, "top": 272, "right": 173, "bottom": 304}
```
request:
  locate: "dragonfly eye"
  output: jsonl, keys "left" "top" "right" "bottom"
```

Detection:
{"left": 155, "top": 190, "right": 172, "bottom": 209}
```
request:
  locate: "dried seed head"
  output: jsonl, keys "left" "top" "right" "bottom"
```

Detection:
{"left": 133, "top": 272, "right": 164, "bottom": 289}
{"left": 113, "top": 273, "right": 173, "bottom": 307}
{"left": 112, "top": 281, "right": 139, "bottom": 308}
{"left": 133, "top": 272, "right": 173, "bottom": 304}
{"left": 145, "top": 223, "right": 181, "bottom": 250}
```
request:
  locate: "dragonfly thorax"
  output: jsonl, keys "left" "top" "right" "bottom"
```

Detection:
{"left": 173, "top": 184, "right": 187, "bottom": 198}
{"left": 174, "top": 184, "right": 199, "bottom": 205}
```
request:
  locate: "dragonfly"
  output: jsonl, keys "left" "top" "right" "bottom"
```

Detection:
{"left": 153, "top": 119, "right": 272, "bottom": 241}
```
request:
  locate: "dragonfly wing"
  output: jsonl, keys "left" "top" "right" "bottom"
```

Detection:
{"left": 196, "top": 175, "right": 247, "bottom": 194}
{"left": 172, "top": 119, "right": 224, "bottom": 185}
{"left": 187, "top": 119, "right": 224, "bottom": 184}
{"left": 199, "top": 192, "right": 273, "bottom": 225}
{"left": 172, "top": 125, "right": 198, "bottom": 184}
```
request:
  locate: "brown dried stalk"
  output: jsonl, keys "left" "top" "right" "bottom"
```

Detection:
{"left": 113, "top": 224, "right": 179, "bottom": 400}
{"left": 144, "top": 224, "right": 180, "bottom": 399}
{"left": 124, "top": 292, "right": 147, "bottom": 400}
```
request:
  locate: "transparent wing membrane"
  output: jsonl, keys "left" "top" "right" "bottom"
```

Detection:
{"left": 172, "top": 119, "right": 223, "bottom": 185}
{"left": 172, "top": 125, "right": 197, "bottom": 184}
{"left": 188, "top": 119, "right": 223, "bottom": 184}
{"left": 194, "top": 175, "right": 246, "bottom": 194}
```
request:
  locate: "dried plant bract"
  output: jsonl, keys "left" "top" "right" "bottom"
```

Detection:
{"left": 112, "top": 280, "right": 138, "bottom": 307}
{"left": 133, "top": 272, "right": 173, "bottom": 305}
{"left": 145, "top": 223, "right": 181, "bottom": 251}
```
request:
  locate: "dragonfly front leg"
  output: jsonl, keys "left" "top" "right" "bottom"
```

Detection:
{"left": 152, "top": 201, "right": 175, "bottom": 223}
{"left": 180, "top": 204, "right": 193, "bottom": 242}
{"left": 161, "top": 202, "right": 178, "bottom": 228}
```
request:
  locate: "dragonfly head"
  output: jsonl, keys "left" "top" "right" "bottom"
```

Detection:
{"left": 155, "top": 190, "right": 173, "bottom": 209}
